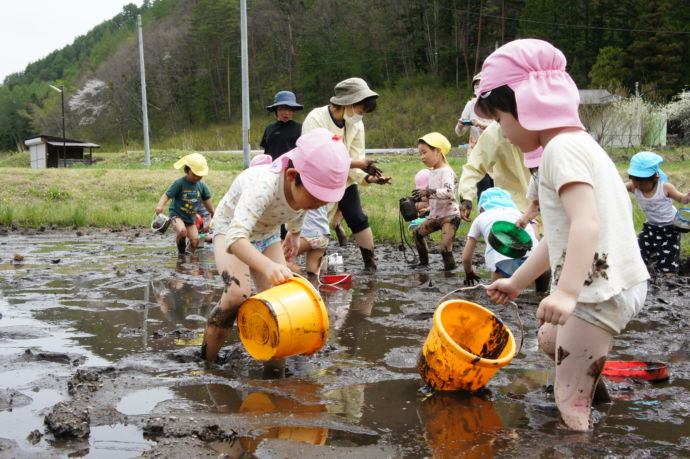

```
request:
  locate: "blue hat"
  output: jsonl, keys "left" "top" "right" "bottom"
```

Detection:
{"left": 266, "top": 90, "right": 303, "bottom": 112}
{"left": 628, "top": 151, "right": 667, "bottom": 182}
{"left": 478, "top": 187, "right": 518, "bottom": 212}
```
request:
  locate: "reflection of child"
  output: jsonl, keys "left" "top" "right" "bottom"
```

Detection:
{"left": 200, "top": 128, "right": 351, "bottom": 362}
{"left": 462, "top": 187, "right": 537, "bottom": 285}
{"left": 477, "top": 39, "right": 648, "bottom": 431}
{"left": 414, "top": 168, "right": 430, "bottom": 217}
{"left": 155, "top": 153, "right": 215, "bottom": 254}
{"left": 625, "top": 151, "right": 690, "bottom": 275}
{"left": 412, "top": 133, "right": 461, "bottom": 271}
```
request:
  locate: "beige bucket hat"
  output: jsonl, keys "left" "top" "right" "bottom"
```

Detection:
{"left": 329, "top": 77, "right": 379, "bottom": 106}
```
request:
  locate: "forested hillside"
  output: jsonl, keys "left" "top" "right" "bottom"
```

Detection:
{"left": 1, "top": 0, "right": 689, "bottom": 152}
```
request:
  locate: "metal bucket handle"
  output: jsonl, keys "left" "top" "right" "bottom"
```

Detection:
{"left": 435, "top": 284, "right": 524, "bottom": 356}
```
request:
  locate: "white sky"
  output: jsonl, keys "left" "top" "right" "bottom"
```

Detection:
{"left": 1, "top": 0, "right": 139, "bottom": 82}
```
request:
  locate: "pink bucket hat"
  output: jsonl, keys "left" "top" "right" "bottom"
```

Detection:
{"left": 271, "top": 128, "right": 350, "bottom": 202}
{"left": 415, "top": 169, "right": 430, "bottom": 189}
{"left": 249, "top": 154, "right": 272, "bottom": 167}
{"left": 478, "top": 39, "right": 583, "bottom": 131}
{"left": 523, "top": 147, "right": 543, "bottom": 168}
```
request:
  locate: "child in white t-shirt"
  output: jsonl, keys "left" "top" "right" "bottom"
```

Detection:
{"left": 476, "top": 39, "right": 649, "bottom": 431}
{"left": 462, "top": 187, "right": 537, "bottom": 284}
{"left": 625, "top": 151, "right": 690, "bottom": 275}
{"left": 411, "top": 132, "right": 461, "bottom": 271}
{"left": 201, "top": 128, "right": 351, "bottom": 362}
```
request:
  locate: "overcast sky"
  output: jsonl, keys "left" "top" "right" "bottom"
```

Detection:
{"left": 1, "top": 0, "right": 139, "bottom": 82}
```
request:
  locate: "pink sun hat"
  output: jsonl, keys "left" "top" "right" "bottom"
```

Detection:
{"left": 249, "top": 154, "right": 272, "bottom": 167}
{"left": 271, "top": 128, "right": 350, "bottom": 202}
{"left": 523, "top": 147, "right": 543, "bottom": 168}
{"left": 415, "top": 168, "right": 430, "bottom": 189}
{"left": 478, "top": 39, "right": 584, "bottom": 131}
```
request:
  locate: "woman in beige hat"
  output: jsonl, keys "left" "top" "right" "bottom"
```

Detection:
{"left": 301, "top": 77, "right": 391, "bottom": 272}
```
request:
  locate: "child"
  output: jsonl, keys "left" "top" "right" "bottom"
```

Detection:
{"left": 155, "top": 153, "right": 215, "bottom": 254}
{"left": 411, "top": 132, "right": 461, "bottom": 271}
{"left": 625, "top": 151, "right": 690, "bottom": 275}
{"left": 414, "top": 168, "right": 431, "bottom": 218}
{"left": 462, "top": 187, "right": 537, "bottom": 285}
{"left": 476, "top": 39, "right": 648, "bottom": 431}
{"left": 260, "top": 91, "right": 303, "bottom": 160}
{"left": 250, "top": 154, "right": 273, "bottom": 167}
{"left": 286, "top": 206, "right": 331, "bottom": 276}
{"left": 200, "top": 128, "right": 351, "bottom": 362}
{"left": 515, "top": 147, "right": 543, "bottom": 230}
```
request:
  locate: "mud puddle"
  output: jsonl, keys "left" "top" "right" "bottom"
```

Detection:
{"left": 0, "top": 227, "right": 689, "bottom": 457}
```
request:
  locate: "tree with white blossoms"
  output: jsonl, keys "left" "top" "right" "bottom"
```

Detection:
{"left": 664, "top": 91, "right": 690, "bottom": 141}
{"left": 68, "top": 79, "right": 108, "bottom": 126}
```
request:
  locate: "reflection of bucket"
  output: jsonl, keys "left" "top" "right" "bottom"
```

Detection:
{"left": 419, "top": 392, "right": 503, "bottom": 458}
{"left": 238, "top": 392, "right": 328, "bottom": 452}
{"left": 237, "top": 276, "right": 329, "bottom": 360}
{"left": 418, "top": 300, "right": 516, "bottom": 391}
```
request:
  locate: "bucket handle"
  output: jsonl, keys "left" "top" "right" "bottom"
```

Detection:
{"left": 436, "top": 284, "right": 524, "bottom": 356}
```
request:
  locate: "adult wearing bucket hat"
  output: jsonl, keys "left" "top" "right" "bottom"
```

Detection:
{"left": 302, "top": 77, "right": 391, "bottom": 272}
{"left": 260, "top": 90, "right": 304, "bottom": 161}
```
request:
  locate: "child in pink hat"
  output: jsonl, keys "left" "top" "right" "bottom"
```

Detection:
{"left": 476, "top": 39, "right": 649, "bottom": 431}
{"left": 249, "top": 154, "right": 273, "bottom": 167}
{"left": 200, "top": 128, "right": 350, "bottom": 362}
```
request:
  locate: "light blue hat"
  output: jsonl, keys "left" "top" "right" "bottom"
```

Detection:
{"left": 628, "top": 151, "right": 667, "bottom": 182}
{"left": 478, "top": 187, "right": 518, "bottom": 212}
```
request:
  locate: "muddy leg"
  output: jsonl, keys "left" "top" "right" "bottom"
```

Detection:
{"left": 171, "top": 218, "right": 189, "bottom": 254}
{"left": 202, "top": 235, "right": 251, "bottom": 362}
{"left": 553, "top": 315, "right": 612, "bottom": 431}
{"left": 439, "top": 221, "right": 457, "bottom": 271}
{"left": 413, "top": 227, "right": 429, "bottom": 267}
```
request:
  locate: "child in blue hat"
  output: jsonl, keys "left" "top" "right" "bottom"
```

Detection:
{"left": 260, "top": 90, "right": 304, "bottom": 160}
{"left": 625, "top": 151, "right": 690, "bottom": 274}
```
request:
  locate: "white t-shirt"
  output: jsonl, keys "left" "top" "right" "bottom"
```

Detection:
{"left": 211, "top": 165, "right": 306, "bottom": 251}
{"left": 301, "top": 207, "right": 330, "bottom": 238}
{"left": 527, "top": 174, "right": 539, "bottom": 201}
{"left": 539, "top": 130, "right": 649, "bottom": 302}
{"left": 467, "top": 207, "right": 537, "bottom": 272}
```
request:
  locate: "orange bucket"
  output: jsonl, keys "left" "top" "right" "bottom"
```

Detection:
{"left": 418, "top": 299, "right": 516, "bottom": 391}
{"left": 237, "top": 276, "right": 329, "bottom": 360}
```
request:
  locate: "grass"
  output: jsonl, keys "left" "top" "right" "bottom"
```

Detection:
{"left": 2, "top": 148, "right": 690, "bottom": 253}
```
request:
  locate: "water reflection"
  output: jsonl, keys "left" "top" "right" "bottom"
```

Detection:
{"left": 418, "top": 391, "right": 506, "bottom": 458}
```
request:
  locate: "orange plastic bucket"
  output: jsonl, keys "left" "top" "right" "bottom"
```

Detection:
{"left": 418, "top": 299, "right": 516, "bottom": 391}
{"left": 237, "top": 276, "right": 329, "bottom": 360}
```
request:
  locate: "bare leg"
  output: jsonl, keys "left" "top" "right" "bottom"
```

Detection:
{"left": 201, "top": 235, "right": 251, "bottom": 362}
{"left": 305, "top": 248, "right": 325, "bottom": 275}
{"left": 186, "top": 223, "right": 200, "bottom": 253}
{"left": 171, "top": 218, "right": 188, "bottom": 254}
{"left": 551, "top": 316, "right": 612, "bottom": 431}
{"left": 352, "top": 227, "right": 374, "bottom": 251}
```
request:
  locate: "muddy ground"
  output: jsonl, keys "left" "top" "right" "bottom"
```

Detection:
{"left": 0, "top": 226, "right": 688, "bottom": 458}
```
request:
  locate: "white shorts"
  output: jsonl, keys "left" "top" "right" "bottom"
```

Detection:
{"left": 572, "top": 281, "right": 647, "bottom": 335}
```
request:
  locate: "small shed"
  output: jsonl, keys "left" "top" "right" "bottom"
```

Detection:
{"left": 24, "top": 135, "right": 100, "bottom": 169}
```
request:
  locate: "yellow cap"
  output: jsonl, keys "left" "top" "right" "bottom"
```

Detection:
{"left": 419, "top": 132, "right": 451, "bottom": 157}
{"left": 174, "top": 153, "right": 208, "bottom": 176}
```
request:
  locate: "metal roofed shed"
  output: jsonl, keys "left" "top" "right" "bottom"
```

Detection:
{"left": 23, "top": 135, "right": 100, "bottom": 168}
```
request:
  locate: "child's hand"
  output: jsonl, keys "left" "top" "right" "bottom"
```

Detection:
{"left": 515, "top": 216, "right": 528, "bottom": 229}
{"left": 536, "top": 290, "right": 577, "bottom": 325}
{"left": 486, "top": 278, "right": 522, "bottom": 305}
{"left": 282, "top": 233, "right": 300, "bottom": 260}
{"left": 155, "top": 206, "right": 163, "bottom": 214}
{"left": 464, "top": 271, "right": 481, "bottom": 286}
{"left": 265, "top": 261, "right": 293, "bottom": 286}
{"left": 412, "top": 188, "right": 435, "bottom": 200}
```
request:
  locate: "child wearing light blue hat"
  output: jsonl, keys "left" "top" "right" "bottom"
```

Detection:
{"left": 462, "top": 187, "right": 537, "bottom": 284}
{"left": 625, "top": 151, "right": 690, "bottom": 274}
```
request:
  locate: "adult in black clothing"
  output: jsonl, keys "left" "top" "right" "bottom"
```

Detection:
{"left": 260, "top": 90, "right": 304, "bottom": 160}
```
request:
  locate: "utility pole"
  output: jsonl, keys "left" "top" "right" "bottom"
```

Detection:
{"left": 137, "top": 14, "right": 151, "bottom": 166}
{"left": 49, "top": 84, "right": 66, "bottom": 167}
{"left": 240, "top": 0, "right": 250, "bottom": 168}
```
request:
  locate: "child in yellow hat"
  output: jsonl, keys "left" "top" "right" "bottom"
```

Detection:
{"left": 411, "top": 132, "right": 461, "bottom": 270}
{"left": 155, "top": 153, "right": 215, "bottom": 254}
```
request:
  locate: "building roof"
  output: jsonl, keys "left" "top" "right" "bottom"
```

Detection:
{"left": 578, "top": 89, "right": 621, "bottom": 105}
{"left": 24, "top": 134, "right": 100, "bottom": 148}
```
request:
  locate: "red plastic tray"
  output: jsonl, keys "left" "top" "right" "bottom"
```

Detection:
{"left": 320, "top": 273, "right": 352, "bottom": 285}
{"left": 602, "top": 361, "right": 669, "bottom": 383}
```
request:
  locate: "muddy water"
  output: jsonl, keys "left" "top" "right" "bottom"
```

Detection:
{"left": 0, "top": 228, "right": 689, "bottom": 457}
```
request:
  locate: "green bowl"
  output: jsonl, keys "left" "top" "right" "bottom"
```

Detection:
{"left": 488, "top": 220, "right": 533, "bottom": 258}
